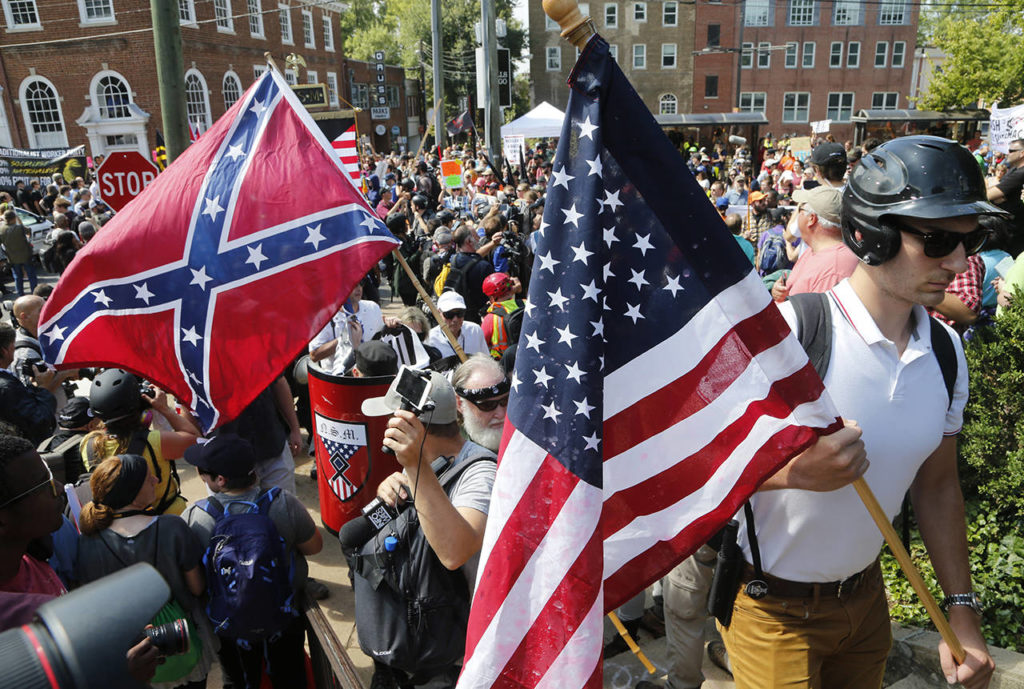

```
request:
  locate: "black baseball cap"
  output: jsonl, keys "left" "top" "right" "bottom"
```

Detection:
{"left": 810, "top": 142, "right": 847, "bottom": 166}
{"left": 355, "top": 341, "right": 399, "bottom": 377}
{"left": 184, "top": 433, "right": 256, "bottom": 479}
{"left": 58, "top": 397, "right": 92, "bottom": 428}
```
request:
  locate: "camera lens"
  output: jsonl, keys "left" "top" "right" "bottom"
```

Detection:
{"left": 144, "top": 619, "right": 190, "bottom": 656}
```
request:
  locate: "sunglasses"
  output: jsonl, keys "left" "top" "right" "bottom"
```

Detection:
{"left": 443, "top": 309, "right": 466, "bottom": 319}
{"left": 897, "top": 223, "right": 989, "bottom": 258}
{"left": 468, "top": 394, "right": 509, "bottom": 412}
{"left": 0, "top": 461, "right": 62, "bottom": 510}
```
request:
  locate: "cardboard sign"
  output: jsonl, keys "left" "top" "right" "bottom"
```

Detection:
{"left": 990, "top": 102, "right": 1024, "bottom": 154}
{"left": 502, "top": 135, "right": 525, "bottom": 165}
{"left": 440, "top": 159, "right": 463, "bottom": 188}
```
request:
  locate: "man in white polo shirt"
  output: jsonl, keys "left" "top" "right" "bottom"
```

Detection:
{"left": 721, "top": 136, "right": 1003, "bottom": 689}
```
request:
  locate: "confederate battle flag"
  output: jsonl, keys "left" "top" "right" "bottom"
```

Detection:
{"left": 38, "top": 69, "right": 399, "bottom": 430}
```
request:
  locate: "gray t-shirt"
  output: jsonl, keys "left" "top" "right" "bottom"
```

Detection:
{"left": 183, "top": 487, "right": 317, "bottom": 591}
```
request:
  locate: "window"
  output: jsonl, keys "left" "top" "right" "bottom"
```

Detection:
{"left": 663, "top": 1, "right": 676, "bottom": 25}
{"left": 253, "top": 64, "right": 268, "bottom": 80}
{"left": 214, "top": 0, "right": 233, "bottom": 32}
{"left": 659, "top": 93, "right": 677, "bottom": 115}
{"left": 785, "top": 42, "right": 798, "bottom": 68}
{"left": 609, "top": 44, "right": 618, "bottom": 60}
{"left": 874, "top": 41, "right": 887, "bottom": 67}
{"left": 832, "top": 0, "right": 860, "bottom": 25}
{"left": 301, "top": 9, "right": 314, "bottom": 48}
{"left": 278, "top": 4, "right": 292, "bottom": 44}
{"left": 20, "top": 78, "right": 66, "bottom": 148}
{"left": 94, "top": 73, "right": 131, "bottom": 119}
{"left": 788, "top": 0, "right": 814, "bottom": 26}
{"left": 386, "top": 85, "right": 400, "bottom": 107}
{"left": 757, "top": 41, "right": 770, "bottom": 68}
{"left": 323, "top": 14, "right": 334, "bottom": 50}
{"left": 4, "top": 0, "right": 41, "bottom": 27}
{"left": 546, "top": 46, "right": 561, "bottom": 71}
{"left": 707, "top": 24, "right": 720, "bottom": 47}
{"left": 284, "top": 69, "right": 297, "bottom": 85}
{"left": 545, "top": 14, "right": 558, "bottom": 30}
{"left": 878, "top": 0, "right": 906, "bottom": 25}
{"left": 326, "top": 72, "right": 339, "bottom": 107}
{"left": 738, "top": 91, "right": 767, "bottom": 112}
{"left": 105, "top": 134, "right": 137, "bottom": 147}
{"left": 741, "top": 42, "right": 753, "bottom": 68}
{"left": 705, "top": 75, "right": 719, "bottom": 98}
{"left": 661, "top": 43, "right": 676, "bottom": 68}
{"left": 306, "top": 70, "right": 318, "bottom": 84}
{"left": 892, "top": 41, "right": 905, "bottom": 67}
{"left": 223, "top": 71, "right": 242, "bottom": 109}
{"left": 847, "top": 41, "right": 860, "bottom": 68}
{"left": 633, "top": 1, "right": 645, "bottom": 21}
{"left": 744, "top": 0, "right": 770, "bottom": 26}
{"left": 247, "top": 0, "right": 263, "bottom": 37}
{"left": 871, "top": 92, "right": 898, "bottom": 109}
{"left": 633, "top": 44, "right": 646, "bottom": 69}
{"left": 829, "top": 41, "right": 843, "bottom": 68}
{"left": 782, "top": 92, "right": 810, "bottom": 123}
{"left": 184, "top": 69, "right": 211, "bottom": 133}
{"left": 827, "top": 92, "right": 854, "bottom": 122}
{"left": 802, "top": 41, "right": 815, "bottom": 67}
{"left": 178, "top": 0, "right": 195, "bottom": 24}
{"left": 352, "top": 83, "right": 369, "bottom": 109}
{"left": 604, "top": 3, "right": 617, "bottom": 28}
{"left": 78, "top": 0, "right": 114, "bottom": 24}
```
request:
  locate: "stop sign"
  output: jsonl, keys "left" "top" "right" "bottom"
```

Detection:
{"left": 97, "top": 151, "right": 160, "bottom": 212}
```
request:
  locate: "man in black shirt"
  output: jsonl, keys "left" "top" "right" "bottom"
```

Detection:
{"left": 988, "top": 138, "right": 1024, "bottom": 256}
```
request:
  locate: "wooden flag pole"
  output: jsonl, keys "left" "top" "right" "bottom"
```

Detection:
{"left": 416, "top": 98, "right": 443, "bottom": 160}
{"left": 542, "top": 0, "right": 967, "bottom": 671}
{"left": 391, "top": 249, "right": 468, "bottom": 363}
{"left": 541, "top": 0, "right": 656, "bottom": 676}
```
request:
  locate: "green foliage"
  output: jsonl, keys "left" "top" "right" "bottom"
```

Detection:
{"left": 337, "top": 0, "right": 527, "bottom": 120}
{"left": 919, "top": 3, "right": 1024, "bottom": 110}
{"left": 882, "top": 299, "right": 1024, "bottom": 652}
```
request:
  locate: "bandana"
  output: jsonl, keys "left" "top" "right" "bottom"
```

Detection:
{"left": 99, "top": 454, "right": 149, "bottom": 510}
{"left": 454, "top": 378, "right": 510, "bottom": 402}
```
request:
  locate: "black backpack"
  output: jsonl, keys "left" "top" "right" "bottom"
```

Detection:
{"left": 349, "top": 451, "right": 495, "bottom": 675}
{"left": 442, "top": 253, "right": 482, "bottom": 300}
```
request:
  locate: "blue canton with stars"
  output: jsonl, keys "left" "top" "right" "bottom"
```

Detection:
{"left": 40, "top": 71, "right": 390, "bottom": 430}
{"left": 508, "top": 37, "right": 753, "bottom": 488}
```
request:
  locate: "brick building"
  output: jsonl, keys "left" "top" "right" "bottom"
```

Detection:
{"left": 0, "top": 0, "right": 412, "bottom": 160}
{"left": 342, "top": 58, "right": 414, "bottom": 154}
{"left": 528, "top": 0, "right": 918, "bottom": 142}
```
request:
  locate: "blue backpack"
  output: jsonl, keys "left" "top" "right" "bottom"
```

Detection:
{"left": 758, "top": 231, "right": 792, "bottom": 276}
{"left": 198, "top": 487, "right": 297, "bottom": 644}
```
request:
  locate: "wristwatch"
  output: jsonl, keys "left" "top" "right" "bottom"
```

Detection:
{"left": 941, "top": 592, "right": 984, "bottom": 615}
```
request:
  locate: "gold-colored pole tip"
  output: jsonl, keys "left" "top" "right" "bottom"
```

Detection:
{"left": 542, "top": 0, "right": 596, "bottom": 50}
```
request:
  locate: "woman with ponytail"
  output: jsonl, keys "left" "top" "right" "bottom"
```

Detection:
{"left": 81, "top": 369, "right": 200, "bottom": 515}
{"left": 78, "top": 455, "right": 216, "bottom": 689}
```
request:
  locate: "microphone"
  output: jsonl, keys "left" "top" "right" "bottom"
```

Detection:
{"left": 338, "top": 516, "right": 378, "bottom": 556}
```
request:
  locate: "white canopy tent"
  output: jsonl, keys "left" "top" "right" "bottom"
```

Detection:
{"left": 500, "top": 101, "right": 566, "bottom": 138}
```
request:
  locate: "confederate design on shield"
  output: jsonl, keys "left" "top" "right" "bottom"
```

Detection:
{"left": 314, "top": 413, "right": 370, "bottom": 502}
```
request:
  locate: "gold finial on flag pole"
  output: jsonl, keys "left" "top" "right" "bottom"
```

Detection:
{"left": 542, "top": 0, "right": 596, "bottom": 50}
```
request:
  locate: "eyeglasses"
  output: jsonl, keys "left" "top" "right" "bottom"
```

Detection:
{"left": 897, "top": 223, "right": 989, "bottom": 258}
{"left": 1009, "top": 148, "right": 1024, "bottom": 154}
{"left": 468, "top": 394, "right": 509, "bottom": 412}
{"left": 443, "top": 309, "right": 466, "bottom": 319}
{"left": 0, "top": 461, "right": 61, "bottom": 510}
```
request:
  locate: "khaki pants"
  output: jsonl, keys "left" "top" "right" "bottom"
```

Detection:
{"left": 719, "top": 561, "right": 891, "bottom": 689}
{"left": 664, "top": 544, "right": 718, "bottom": 689}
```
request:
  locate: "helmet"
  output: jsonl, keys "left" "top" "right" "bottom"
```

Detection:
{"left": 482, "top": 272, "right": 513, "bottom": 299}
{"left": 89, "top": 368, "right": 142, "bottom": 421}
{"left": 411, "top": 194, "right": 428, "bottom": 209}
{"left": 842, "top": 135, "right": 1008, "bottom": 265}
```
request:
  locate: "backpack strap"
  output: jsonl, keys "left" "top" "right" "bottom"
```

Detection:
{"left": 50, "top": 433, "right": 86, "bottom": 456}
{"left": 255, "top": 486, "right": 282, "bottom": 515}
{"left": 437, "top": 452, "right": 497, "bottom": 492}
{"left": 197, "top": 496, "right": 225, "bottom": 519}
{"left": 927, "top": 317, "right": 958, "bottom": 411}
{"left": 788, "top": 292, "right": 833, "bottom": 381}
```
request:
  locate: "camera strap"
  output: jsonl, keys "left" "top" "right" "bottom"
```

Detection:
{"left": 742, "top": 502, "right": 769, "bottom": 599}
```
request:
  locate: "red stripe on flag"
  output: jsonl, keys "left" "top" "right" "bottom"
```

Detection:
{"left": 489, "top": 527, "right": 603, "bottom": 689}
{"left": 602, "top": 304, "right": 791, "bottom": 459}
{"left": 601, "top": 360, "right": 832, "bottom": 536}
{"left": 463, "top": 451, "right": 579, "bottom": 661}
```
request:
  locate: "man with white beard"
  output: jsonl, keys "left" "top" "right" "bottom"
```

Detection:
{"left": 451, "top": 355, "right": 509, "bottom": 453}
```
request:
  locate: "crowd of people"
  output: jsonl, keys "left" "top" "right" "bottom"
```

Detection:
{"left": 1, "top": 126, "right": 1022, "bottom": 689}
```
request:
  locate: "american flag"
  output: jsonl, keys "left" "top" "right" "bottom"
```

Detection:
{"left": 457, "top": 36, "right": 842, "bottom": 689}
{"left": 334, "top": 124, "right": 361, "bottom": 182}
{"left": 38, "top": 70, "right": 398, "bottom": 430}
{"left": 323, "top": 436, "right": 362, "bottom": 500}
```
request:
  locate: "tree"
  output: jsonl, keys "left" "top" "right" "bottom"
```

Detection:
{"left": 339, "top": 0, "right": 526, "bottom": 121}
{"left": 918, "top": 3, "right": 1024, "bottom": 110}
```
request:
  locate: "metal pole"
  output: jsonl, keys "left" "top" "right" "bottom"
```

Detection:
{"left": 480, "top": 0, "right": 501, "bottom": 166}
{"left": 150, "top": 0, "right": 189, "bottom": 163}
{"left": 430, "top": 0, "right": 445, "bottom": 151}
